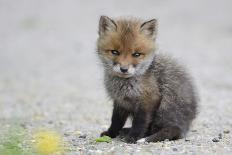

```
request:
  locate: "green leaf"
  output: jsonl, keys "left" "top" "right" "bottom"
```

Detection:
{"left": 95, "top": 136, "right": 112, "bottom": 143}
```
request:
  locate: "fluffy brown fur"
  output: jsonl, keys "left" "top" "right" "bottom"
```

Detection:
{"left": 97, "top": 16, "right": 198, "bottom": 143}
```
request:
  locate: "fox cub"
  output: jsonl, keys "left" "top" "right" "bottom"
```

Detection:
{"left": 97, "top": 16, "right": 197, "bottom": 143}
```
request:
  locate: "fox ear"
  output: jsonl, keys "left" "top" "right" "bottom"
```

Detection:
{"left": 140, "top": 19, "right": 157, "bottom": 38}
{"left": 99, "top": 16, "right": 117, "bottom": 36}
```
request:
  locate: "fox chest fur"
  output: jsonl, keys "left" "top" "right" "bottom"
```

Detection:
{"left": 104, "top": 73, "right": 161, "bottom": 112}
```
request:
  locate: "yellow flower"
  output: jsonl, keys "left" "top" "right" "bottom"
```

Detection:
{"left": 33, "top": 129, "right": 64, "bottom": 155}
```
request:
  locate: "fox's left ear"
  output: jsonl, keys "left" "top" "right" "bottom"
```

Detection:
{"left": 98, "top": 16, "right": 117, "bottom": 36}
{"left": 140, "top": 19, "right": 157, "bottom": 38}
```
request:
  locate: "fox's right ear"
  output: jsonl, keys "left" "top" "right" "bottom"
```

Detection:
{"left": 99, "top": 16, "right": 117, "bottom": 36}
{"left": 140, "top": 19, "right": 157, "bottom": 39}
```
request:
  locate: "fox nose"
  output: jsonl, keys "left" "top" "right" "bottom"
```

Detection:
{"left": 120, "top": 67, "right": 128, "bottom": 73}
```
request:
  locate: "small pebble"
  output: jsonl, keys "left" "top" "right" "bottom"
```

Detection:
{"left": 223, "top": 130, "right": 230, "bottom": 134}
{"left": 64, "top": 133, "right": 70, "bottom": 137}
{"left": 71, "top": 138, "right": 76, "bottom": 142}
{"left": 109, "top": 147, "right": 115, "bottom": 151}
{"left": 31, "top": 139, "right": 36, "bottom": 143}
{"left": 173, "top": 148, "right": 178, "bottom": 151}
{"left": 20, "top": 123, "right": 27, "bottom": 129}
{"left": 73, "top": 143, "right": 78, "bottom": 146}
{"left": 191, "top": 129, "right": 197, "bottom": 132}
{"left": 212, "top": 138, "right": 219, "bottom": 142}
{"left": 77, "top": 147, "right": 82, "bottom": 151}
{"left": 218, "top": 133, "right": 222, "bottom": 139}
{"left": 79, "top": 134, "right": 87, "bottom": 139}
{"left": 48, "top": 120, "right": 53, "bottom": 124}
{"left": 74, "top": 130, "right": 82, "bottom": 136}
{"left": 95, "top": 150, "right": 103, "bottom": 154}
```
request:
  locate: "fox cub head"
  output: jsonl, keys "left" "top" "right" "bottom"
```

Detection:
{"left": 97, "top": 16, "right": 157, "bottom": 78}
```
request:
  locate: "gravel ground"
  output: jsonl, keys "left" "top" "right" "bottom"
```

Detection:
{"left": 0, "top": 0, "right": 232, "bottom": 154}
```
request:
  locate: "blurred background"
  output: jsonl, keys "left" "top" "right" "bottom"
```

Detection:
{"left": 0, "top": 0, "right": 232, "bottom": 154}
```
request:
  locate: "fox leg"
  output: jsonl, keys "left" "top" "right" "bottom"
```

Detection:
{"left": 123, "top": 107, "right": 151, "bottom": 143}
{"left": 145, "top": 126, "right": 182, "bottom": 142}
{"left": 118, "top": 127, "right": 131, "bottom": 138}
{"left": 100, "top": 101, "right": 129, "bottom": 138}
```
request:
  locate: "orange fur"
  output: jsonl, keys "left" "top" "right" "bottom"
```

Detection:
{"left": 97, "top": 18, "right": 155, "bottom": 67}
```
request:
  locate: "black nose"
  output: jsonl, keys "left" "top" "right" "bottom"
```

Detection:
{"left": 120, "top": 67, "right": 128, "bottom": 73}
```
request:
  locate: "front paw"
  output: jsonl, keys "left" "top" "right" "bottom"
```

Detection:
{"left": 122, "top": 135, "right": 137, "bottom": 144}
{"left": 100, "top": 130, "right": 117, "bottom": 138}
{"left": 119, "top": 128, "right": 131, "bottom": 139}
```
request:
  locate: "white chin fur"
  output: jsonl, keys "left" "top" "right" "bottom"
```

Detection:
{"left": 113, "top": 72, "right": 133, "bottom": 78}
{"left": 128, "top": 66, "right": 135, "bottom": 75}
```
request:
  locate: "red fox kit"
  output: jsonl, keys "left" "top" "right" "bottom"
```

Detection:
{"left": 97, "top": 16, "right": 197, "bottom": 143}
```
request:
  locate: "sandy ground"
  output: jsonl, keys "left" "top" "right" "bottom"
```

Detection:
{"left": 0, "top": 0, "right": 232, "bottom": 154}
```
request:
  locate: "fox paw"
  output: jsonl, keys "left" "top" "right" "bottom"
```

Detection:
{"left": 122, "top": 135, "right": 137, "bottom": 144}
{"left": 119, "top": 128, "right": 131, "bottom": 139}
{"left": 100, "top": 131, "right": 117, "bottom": 138}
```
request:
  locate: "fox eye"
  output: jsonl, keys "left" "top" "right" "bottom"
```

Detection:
{"left": 111, "top": 50, "right": 120, "bottom": 56}
{"left": 132, "top": 52, "right": 142, "bottom": 57}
